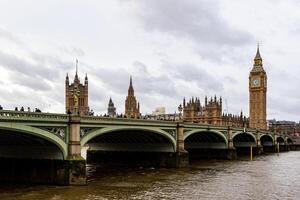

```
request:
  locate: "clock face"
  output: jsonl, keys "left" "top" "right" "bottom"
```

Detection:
{"left": 252, "top": 79, "right": 260, "bottom": 87}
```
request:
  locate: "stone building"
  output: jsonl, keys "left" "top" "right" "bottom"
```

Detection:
{"left": 249, "top": 46, "right": 267, "bottom": 130}
{"left": 268, "top": 120, "right": 300, "bottom": 135}
{"left": 65, "top": 61, "right": 89, "bottom": 115}
{"left": 107, "top": 97, "right": 116, "bottom": 117}
{"left": 125, "top": 76, "right": 140, "bottom": 118}
{"left": 182, "top": 96, "right": 247, "bottom": 127}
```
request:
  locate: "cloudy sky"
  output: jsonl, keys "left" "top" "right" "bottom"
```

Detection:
{"left": 0, "top": 0, "right": 299, "bottom": 121}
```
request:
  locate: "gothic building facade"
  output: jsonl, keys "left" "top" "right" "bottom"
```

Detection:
{"left": 182, "top": 96, "right": 247, "bottom": 127}
{"left": 107, "top": 98, "right": 116, "bottom": 117}
{"left": 125, "top": 76, "right": 140, "bottom": 118}
{"left": 249, "top": 46, "right": 267, "bottom": 130}
{"left": 65, "top": 61, "right": 89, "bottom": 115}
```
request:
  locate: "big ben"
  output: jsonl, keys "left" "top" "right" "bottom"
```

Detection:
{"left": 249, "top": 46, "right": 267, "bottom": 130}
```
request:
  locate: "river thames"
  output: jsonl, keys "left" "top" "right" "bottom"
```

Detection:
{"left": 0, "top": 151, "right": 299, "bottom": 200}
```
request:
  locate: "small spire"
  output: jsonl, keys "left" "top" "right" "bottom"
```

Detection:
{"left": 255, "top": 43, "right": 262, "bottom": 60}
{"left": 74, "top": 59, "right": 79, "bottom": 82}
{"left": 130, "top": 75, "right": 132, "bottom": 86}
{"left": 76, "top": 59, "right": 78, "bottom": 75}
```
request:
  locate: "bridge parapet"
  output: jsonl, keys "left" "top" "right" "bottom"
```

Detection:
{"left": 0, "top": 110, "right": 69, "bottom": 122}
{"left": 80, "top": 115, "right": 178, "bottom": 126}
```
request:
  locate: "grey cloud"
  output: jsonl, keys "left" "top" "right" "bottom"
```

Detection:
{"left": 0, "top": 28, "right": 24, "bottom": 45}
{"left": 269, "top": 96, "right": 300, "bottom": 120}
{"left": 131, "top": 0, "right": 253, "bottom": 61}
{"left": 133, "top": 61, "right": 148, "bottom": 74}
{"left": 0, "top": 50, "right": 73, "bottom": 82}
{"left": 60, "top": 47, "right": 86, "bottom": 57}
{"left": 11, "top": 73, "right": 52, "bottom": 91}
{"left": 89, "top": 81, "right": 107, "bottom": 102}
{"left": 169, "top": 63, "right": 224, "bottom": 92}
{"left": 88, "top": 61, "right": 178, "bottom": 98}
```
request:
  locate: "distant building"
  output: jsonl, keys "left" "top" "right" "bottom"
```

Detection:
{"left": 107, "top": 98, "right": 116, "bottom": 117}
{"left": 144, "top": 113, "right": 180, "bottom": 121}
{"left": 152, "top": 107, "right": 166, "bottom": 115}
{"left": 125, "top": 76, "right": 140, "bottom": 118}
{"left": 268, "top": 120, "right": 300, "bottom": 136}
{"left": 182, "top": 96, "right": 247, "bottom": 127}
{"left": 65, "top": 60, "right": 89, "bottom": 115}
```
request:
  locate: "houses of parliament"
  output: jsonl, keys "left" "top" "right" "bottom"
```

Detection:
{"left": 65, "top": 47, "right": 267, "bottom": 130}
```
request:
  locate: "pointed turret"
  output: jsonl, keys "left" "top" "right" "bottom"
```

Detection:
{"left": 107, "top": 97, "right": 116, "bottom": 117}
{"left": 128, "top": 75, "right": 134, "bottom": 96}
{"left": 251, "top": 44, "right": 265, "bottom": 72}
{"left": 254, "top": 44, "right": 262, "bottom": 65}
{"left": 255, "top": 45, "right": 262, "bottom": 60}
{"left": 125, "top": 75, "right": 140, "bottom": 118}
{"left": 66, "top": 73, "right": 69, "bottom": 85}
{"left": 85, "top": 73, "right": 88, "bottom": 85}
{"left": 109, "top": 97, "right": 113, "bottom": 106}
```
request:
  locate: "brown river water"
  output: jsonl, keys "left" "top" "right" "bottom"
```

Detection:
{"left": 0, "top": 151, "right": 300, "bottom": 200}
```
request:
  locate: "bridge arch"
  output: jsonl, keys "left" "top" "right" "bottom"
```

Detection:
{"left": 232, "top": 132, "right": 257, "bottom": 148}
{"left": 276, "top": 136, "right": 285, "bottom": 144}
{"left": 260, "top": 134, "right": 274, "bottom": 145}
{"left": 184, "top": 129, "right": 228, "bottom": 146}
{"left": 0, "top": 123, "right": 67, "bottom": 159}
{"left": 81, "top": 127, "right": 176, "bottom": 152}
{"left": 232, "top": 131, "right": 257, "bottom": 142}
{"left": 259, "top": 134, "right": 274, "bottom": 141}
{"left": 184, "top": 129, "right": 228, "bottom": 159}
{"left": 287, "top": 137, "right": 293, "bottom": 144}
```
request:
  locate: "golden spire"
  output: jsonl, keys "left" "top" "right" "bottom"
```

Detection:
{"left": 254, "top": 43, "right": 262, "bottom": 65}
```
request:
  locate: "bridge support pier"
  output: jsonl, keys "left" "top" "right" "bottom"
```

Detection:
{"left": 255, "top": 131, "right": 263, "bottom": 155}
{"left": 159, "top": 152, "right": 189, "bottom": 168}
{"left": 162, "top": 123, "right": 189, "bottom": 168}
{"left": 56, "top": 159, "right": 86, "bottom": 185}
{"left": 227, "top": 127, "right": 237, "bottom": 160}
{"left": 62, "top": 115, "right": 86, "bottom": 185}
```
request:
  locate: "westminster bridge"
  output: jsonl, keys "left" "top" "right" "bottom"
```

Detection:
{"left": 0, "top": 110, "right": 295, "bottom": 185}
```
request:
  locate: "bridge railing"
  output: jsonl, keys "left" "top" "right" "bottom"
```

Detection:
{"left": 0, "top": 110, "right": 69, "bottom": 122}
{"left": 80, "top": 115, "right": 179, "bottom": 125}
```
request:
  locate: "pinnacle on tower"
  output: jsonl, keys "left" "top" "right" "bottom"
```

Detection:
{"left": 76, "top": 59, "right": 78, "bottom": 75}
{"left": 85, "top": 73, "right": 88, "bottom": 85}
{"left": 74, "top": 59, "right": 80, "bottom": 82}
{"left": 255, "top": 43, "right": 262, "bottom": 59}
{"left": 128, "top": 75, "right": 134, "bottom": 96}
{"left": 65, "top": 73, "right": 69, "bottom": 85}
{"left": 130, "top": 75, "right": 133, "bottom": 86}
{"left": 254, "top": 44, "right": 263, "bottom": 66}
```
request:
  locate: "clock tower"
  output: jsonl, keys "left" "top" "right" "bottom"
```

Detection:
{"left": 249, "top": 46, "right": 267, "bottom": 130}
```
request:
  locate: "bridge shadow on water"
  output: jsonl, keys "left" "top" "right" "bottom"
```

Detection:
{"left": 87, "top": 151, "right": 174, "bottom": 168}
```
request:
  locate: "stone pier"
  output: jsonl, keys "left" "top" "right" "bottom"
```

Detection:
{"left": 227, "top": 127, "right": 237, "bottom": 160}
{"left": 63, "top": 115, "right": 86, "bottom": 185}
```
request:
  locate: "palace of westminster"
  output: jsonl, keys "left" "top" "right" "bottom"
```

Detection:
{"left": 66, "top": 47, "right": 268, "bottom": 130}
